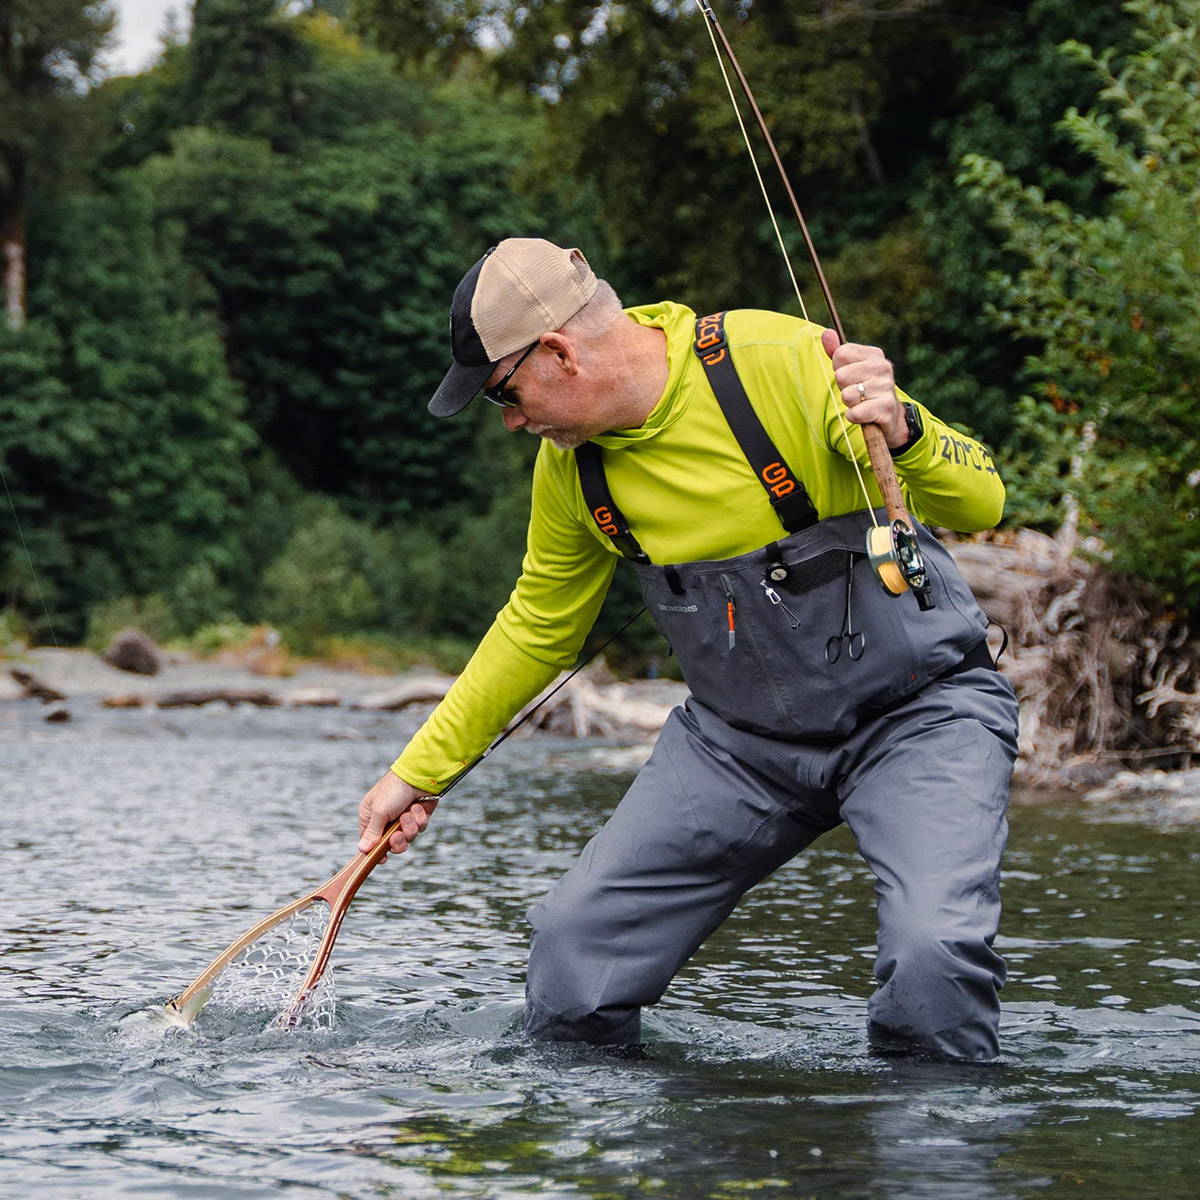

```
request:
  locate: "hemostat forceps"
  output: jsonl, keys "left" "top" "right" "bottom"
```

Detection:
{"left": 825, "top": 562, "right": 866, "bottom": 663}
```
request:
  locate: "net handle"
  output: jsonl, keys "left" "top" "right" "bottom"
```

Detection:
{"left": 167, "top": 809, "right": 413, "bottom": 1025}
{"left": 277, "top": 814, "right": 408, "bottom": 1025}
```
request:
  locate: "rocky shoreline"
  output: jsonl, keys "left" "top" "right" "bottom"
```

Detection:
{"left": 1080, "top": 767, "right": 1200, "bottom": 820}
{"left": 2, "top": 645, "right": 691, "bottom": 747}
{"left": 5, "top": 629, "right": 1200, "bottom": 811}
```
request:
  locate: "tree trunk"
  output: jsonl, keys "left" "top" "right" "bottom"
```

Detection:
{"left": 3, "top": 204, "right": 25, "bottom": 332}
{"left": 1, "top": 149, "right": 26, "bottom": 333}
{"left": 850, "top": 92, "right": 887, "bottom": 187}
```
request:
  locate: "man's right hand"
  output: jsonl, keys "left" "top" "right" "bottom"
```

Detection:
{"left": 358, "top": 769, "right": 438, "bottom": 856}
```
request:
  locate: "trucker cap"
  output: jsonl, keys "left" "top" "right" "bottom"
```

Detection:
{"left": 428, "top": 238, "right": 598, "bottom": 418}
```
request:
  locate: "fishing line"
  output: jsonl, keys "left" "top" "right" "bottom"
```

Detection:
{"left": 698, "top": 7, "right": 881, "bottom": 531}
{"left": 0, "top": 462, "right": 59, "bottom": 648}
{"left": 440, "top": 604, "right": 649, "bottom": 794}
{"left": 700, "top": 12, "right": 810, "bottom": 324}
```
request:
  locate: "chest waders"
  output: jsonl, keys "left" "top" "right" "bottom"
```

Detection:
{"left": 525, "top": 312, "right": 1018, "bottom": 1061}
{"left": 575, "top": 312, "right": 994, "bottom": 741}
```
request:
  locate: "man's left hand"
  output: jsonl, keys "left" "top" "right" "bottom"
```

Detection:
{"left": 820, "top": 329, "right": 909, "bottom": 450}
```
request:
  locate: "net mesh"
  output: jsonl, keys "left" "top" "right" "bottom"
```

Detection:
{"left": 206, "top": 901, "right": 338, "bottom": 1031}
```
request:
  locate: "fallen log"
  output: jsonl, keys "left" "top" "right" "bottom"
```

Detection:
{"left": 155, "top": 688, "right": 280, "bottom": 709}
{"left": 353, "top": 676, "right": 454, "bottom": 711}
{"left": 287, "top": 687, "right": 342, "bottom": 708}
{"left": 9, "top": 668, "right": 66, "bottom": 703}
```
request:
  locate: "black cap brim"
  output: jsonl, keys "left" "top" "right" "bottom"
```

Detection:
{"left": 428, "top": 357, "right": 496, "bottom": 418}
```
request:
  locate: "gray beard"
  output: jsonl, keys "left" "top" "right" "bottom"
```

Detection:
{"left": 528, "top": 428, "right": 588, "bottom": 451}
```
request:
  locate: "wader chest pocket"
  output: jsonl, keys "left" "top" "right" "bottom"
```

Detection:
{"left": 643, "top": 550, "right": 920, "bottom": 739}
{"left": 639, "top": 516, "right": 989, "bottom": 741}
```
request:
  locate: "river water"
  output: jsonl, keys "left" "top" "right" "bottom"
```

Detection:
{"left": 2, "top": 696, "right": 1198, "bottom": 1198}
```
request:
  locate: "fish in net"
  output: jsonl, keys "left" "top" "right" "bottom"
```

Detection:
{"left": 166, "top": 806, "right": 426, "bottom": 1031}
{"left": 204, "top": 903, "right": 338, "bottom": 1030}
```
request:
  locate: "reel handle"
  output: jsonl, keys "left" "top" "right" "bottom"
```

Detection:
{"left": 861, "top": 422, "right": 936, "bottom": 611}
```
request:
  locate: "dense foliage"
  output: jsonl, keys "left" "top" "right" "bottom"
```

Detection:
{"left": 0, "top": 174, "right": 254, "bottom": 641}
{"left": 963, "top": 0, "right": 1200, "bottom": 608}
{"left": 0, "top": 0, "right": 1193, "bottom": 660}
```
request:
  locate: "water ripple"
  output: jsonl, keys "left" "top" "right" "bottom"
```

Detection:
{"left": 1, "top": 706, "right": 1197, "bottom": 1197}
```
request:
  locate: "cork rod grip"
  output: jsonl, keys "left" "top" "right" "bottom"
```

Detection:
{"left": 862, "top": 421, "right": 911, "bottom": 527}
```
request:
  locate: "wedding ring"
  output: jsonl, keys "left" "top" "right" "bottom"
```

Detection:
{"left": 857, "top": 382, "right": 866, "bottom": 400}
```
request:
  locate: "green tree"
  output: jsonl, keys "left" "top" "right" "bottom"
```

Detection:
{"left": 348, "top": 0, "right": 489, "bottom": 70}
{"left": 962, "top": 0, "right": 1200, "bottom": 611}
{"left": 128, "top": 13, "right": 570, "bottom": 522}
{"left": 0, "top": 173, "right": 256, "bottom": 640}
{"left": 896, "top": 0, "right": 1136, "bottom": 447}
{"left": 0, "top": 0, "right": 114, "bottom": 329}
{"left": 99, "top": 0, "right": 378, "bottom": 167}
{"left": 260, "top": 499, "right": 383, "bottom": 651}
{"left": 179, "top": 0, "right": 323, "bottom": 151}
{"left": 140, "top": 113, "right": 530, "bottom": 521}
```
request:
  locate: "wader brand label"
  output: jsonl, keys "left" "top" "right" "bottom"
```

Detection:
{"left": 656, "top": 602, "right": 699, "bottom": 614}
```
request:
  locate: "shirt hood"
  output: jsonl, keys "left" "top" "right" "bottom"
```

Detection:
{"left": 589, "top": 301, "right": 696, "bottom": 450}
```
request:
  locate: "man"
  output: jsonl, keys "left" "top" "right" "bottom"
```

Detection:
{"left": 359, "top": 238, "right": 1019, "bottom": 1061}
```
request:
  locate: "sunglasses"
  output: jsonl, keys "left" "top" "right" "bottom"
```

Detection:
{"left": 483, "top": 342, "right": 538, "bottom": 407}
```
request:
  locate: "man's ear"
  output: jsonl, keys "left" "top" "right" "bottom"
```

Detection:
{"left": 539, "top": 331, "right": 580, "bottom": 376}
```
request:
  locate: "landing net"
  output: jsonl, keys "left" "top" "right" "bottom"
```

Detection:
{"left": 205, "top": 902, "right": 337, "bottom": 1030}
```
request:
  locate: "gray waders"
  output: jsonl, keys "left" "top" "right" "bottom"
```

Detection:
{"left": 525, "top": 313, "right": 1019, "bottom": 1060}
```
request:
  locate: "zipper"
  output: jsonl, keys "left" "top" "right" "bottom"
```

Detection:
{"left": 720, "top": 572, "right": 791, "bottom": 723}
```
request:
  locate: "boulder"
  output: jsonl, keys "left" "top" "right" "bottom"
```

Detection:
{"left": 102, "top": 628, "right": 163, "bottom": 676}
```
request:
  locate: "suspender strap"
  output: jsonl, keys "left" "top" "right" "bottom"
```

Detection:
{"left": 576, "top": 310, "right": 818, "bottom": 562}
{"left": 575, "top": 441, "right": 651, "bottom": 564}
{"left": 693, "top": 312, "right": 819, "bottom": 534}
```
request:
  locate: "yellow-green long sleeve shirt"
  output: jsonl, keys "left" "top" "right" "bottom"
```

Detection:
{"left": 392, "top": 303, "right": 1004, "bottom": 792}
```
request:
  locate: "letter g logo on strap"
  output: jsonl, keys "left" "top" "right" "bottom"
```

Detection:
{"left": 762, "top": 461, "right": 796, "bottom": 499}
{"left": 592, "top": 506, "right": 620, "bottom": 537}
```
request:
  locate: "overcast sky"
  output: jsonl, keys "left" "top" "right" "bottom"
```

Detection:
{"left": 104, "top": 0, "right": 190, "bottom": 76}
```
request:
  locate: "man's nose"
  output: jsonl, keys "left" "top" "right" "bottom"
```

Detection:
{"left": 501, "top": 405, "right": 528, "bottom": 431}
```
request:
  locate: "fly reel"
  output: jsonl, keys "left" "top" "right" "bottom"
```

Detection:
{"left": 865, "top": 520, "right": 936, "bottom": 611}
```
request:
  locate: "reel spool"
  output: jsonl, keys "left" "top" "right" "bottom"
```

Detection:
{"left": 866, "top": 520, "right": 936, "bottom": 611}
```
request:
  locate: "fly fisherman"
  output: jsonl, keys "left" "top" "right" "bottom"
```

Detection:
{"left": 359, "top": 238, "right": 1019, "bottom": 1061}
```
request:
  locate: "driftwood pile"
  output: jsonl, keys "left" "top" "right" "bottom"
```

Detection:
{"left": 948, "top": 529, "right": 1199, "bottom": 788}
